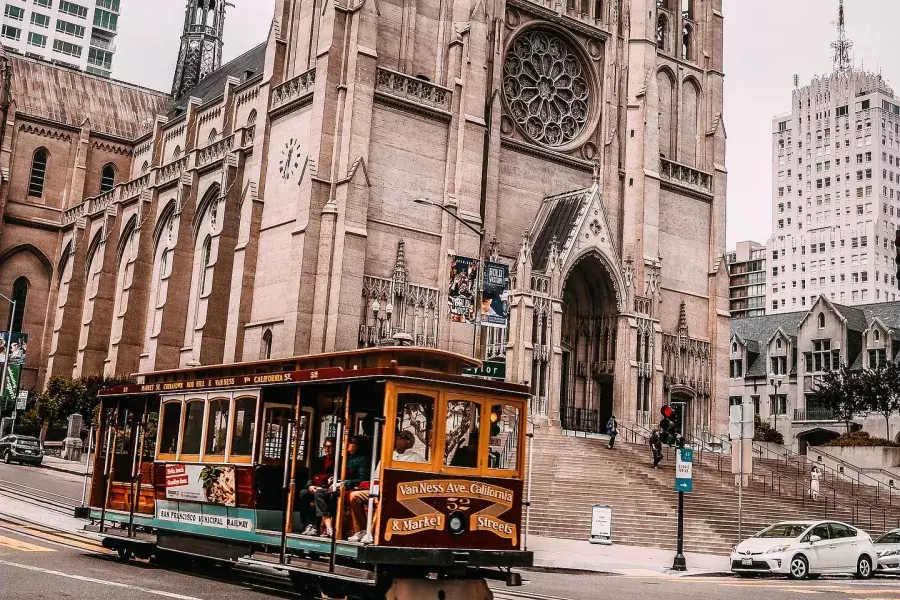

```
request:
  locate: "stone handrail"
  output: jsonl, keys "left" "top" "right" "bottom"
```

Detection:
{"left": 121, "top": 173, "right": 151, "bottom": 200}
{"left": 659, "top": 156, "right": 713, "bottom": 195}
{"left": 157, "top": 156, "right": 189, "bottom": 187}
{"left": 88, "top": 189, "right": 117, "bottom": 215}
{"left": 196, "top": 134, "right": 235, "bottom": 169}
{"left": 271, "top": 68, "right": 316, "bottom": 111}
{"left": 375, "top": 68, "right": 452, "bottom": 113}
{"left": 62, "top": 200, "right": 88, "bottom": 226}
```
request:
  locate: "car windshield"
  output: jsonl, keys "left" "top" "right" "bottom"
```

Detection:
{"left": 755, "top": 523, "right": 807, "bottom": 539}
{"left": 876, "top": 531, "right": 900, "bottom": 544}
{"left": 15, "top": 438, "right": 39, "bottom": 447}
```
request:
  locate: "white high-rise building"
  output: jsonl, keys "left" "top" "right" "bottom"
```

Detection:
{"left": 0, "top": 0, "right": 120, "bottom": 77}
{"left": 767, "top": 1, "right": 900, "bottom": 313}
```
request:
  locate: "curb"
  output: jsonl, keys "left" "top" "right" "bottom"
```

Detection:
{"left": 38, "top": 462, "right": 86, "bottom": 477}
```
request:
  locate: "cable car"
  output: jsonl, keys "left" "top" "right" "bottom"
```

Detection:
{"left": 85, "top": 347, "right": 532, "bottom": 599}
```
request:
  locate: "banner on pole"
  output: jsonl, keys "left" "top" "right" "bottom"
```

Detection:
{"left": 1, "top": 364, "right": 21, "bottom": 411}
{"left": 675, "top": 448, "right": 694, "bottom": 493}
{"left": 448, "top": 256, "right": 478, "bottom": 324}
{"left": 480, "top": 262, "right": 509, "bottom": 328}
{"left": 0, "top": 332, "right": 28, "bottom": 366}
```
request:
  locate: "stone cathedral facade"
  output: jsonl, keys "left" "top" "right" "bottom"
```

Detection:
{"left": 2, "top": 0, "right": 730, "bottom": 437}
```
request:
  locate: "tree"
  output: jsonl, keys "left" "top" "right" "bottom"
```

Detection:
{"left": 859, "top": 362, "right": 900, "bottom": 442}
{"left": 812, "top": 364, "right": 867, "bottom": 434}
{"left": 32, "top": 391, "right": 61, "bottom": 443}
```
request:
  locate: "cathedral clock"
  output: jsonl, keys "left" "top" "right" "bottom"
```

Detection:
{"left": 279, "top": 138, "right": 303, "bottom": 181}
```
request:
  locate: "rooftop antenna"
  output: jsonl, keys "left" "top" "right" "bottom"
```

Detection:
{"left": 831, "top": 0, "right": 853, "bottom": 73}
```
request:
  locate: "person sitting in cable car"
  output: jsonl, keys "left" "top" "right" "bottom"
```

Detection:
{"left": 298, "top": 437, "right": 335, "bottom": 537}
{"left": 345, "top": 436, "right": 373, "bottom": 543}
{"left": 392, "top": 430, "right": 426, "bottom": 463}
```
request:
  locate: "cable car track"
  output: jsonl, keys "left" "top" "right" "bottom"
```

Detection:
{"left": 0, "top": 478, "right": 81, "bottom": 515}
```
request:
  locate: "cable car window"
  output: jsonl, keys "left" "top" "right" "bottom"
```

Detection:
{"left": 204, "top": 397, "right": 230, "bottom": 456}
{"left": 488, "top": 404, "right": 520, "bottom": 471}
{"left": 262, "top": 406, "right": 293, "bottom": 461}
{"left": 142, "top": 410, "right": 159, "bottom": 460}
{"left": 158, "top": 402, "right": 182, "bottom": 455}
{"left": 444, "top": 400, "right": 481, "bottom": 469}
{"left": 182, "top": 400, "right": 206, "bottom": 456}
{"left": 394, "top": 393, "right": 434, "bottom": 464}
{"left": 230, "top": 396, "right": 256, "bottom": 457}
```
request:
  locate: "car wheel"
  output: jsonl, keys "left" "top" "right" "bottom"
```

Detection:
{"left": 856, "top": 555, "right": 874, "bottom": 580}
{"left": 2, "top": 451, "right": 9, "bottom": 464}
{"left": 788, "top": 555, "right": 809, "bottom": 580}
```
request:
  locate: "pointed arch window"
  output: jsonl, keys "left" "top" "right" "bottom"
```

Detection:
{"left": 261, "top": 329, "right": 273, "bottom": 360}
{"left": 198, "top": 235, "right": 213, "bottom": 297}
{"left": 29, "top": 149, "right": 48, "bottom": 197}
{"left": 874, "top": 329, "right": 881, "bottom": 342}
{"left": 172, "top": 146, "right": 182, "bottom": 160}
{"left": 100, "top": 163, "right": 116, "bottom": 193}
{"left": 207, "top": 128, "right": 218, "bottom": 144}
{"left": 11, "top": 277, "right": 27, "bottom": 333}
{"left": 247, "top": 109, "right": 257, "bottom": 127}
{"left": 818, "top": 312, "right": 826, "bottom": 328}
{"left": 682, "top": 23, "right": 693, "bottom": 61}
{"left": 656, "top": 14, "right": 669, "bottom": 51}
{"left": 150, "top": 212, "right": 177, "bottom": 337}
{"left": 141, "top": 161, "right": 149, "bottom": 174}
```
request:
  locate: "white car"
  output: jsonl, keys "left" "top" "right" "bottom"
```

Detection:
{"left": 874, "top": 529, "right": 900, "bottom": 573}
{"left": 731, "top": 521, "right": 876, "bottom": 580}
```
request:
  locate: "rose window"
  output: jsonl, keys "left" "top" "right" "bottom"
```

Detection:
{"left": 503, "top": 30, "right": 591, "bottom": 148}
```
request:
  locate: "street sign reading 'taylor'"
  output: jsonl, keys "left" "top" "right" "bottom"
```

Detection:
{"left": 675, "top": 448, "right": 694, "bottom": 493}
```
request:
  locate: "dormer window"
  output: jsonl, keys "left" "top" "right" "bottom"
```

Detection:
{"left": 874, "top": 329, "right": 880, "bottom": 343}
{"left": 776, "top": 338, "right": 782, "bottom": 350}
{"left": 732, "top": 342, "right": 737, "bottom": 353}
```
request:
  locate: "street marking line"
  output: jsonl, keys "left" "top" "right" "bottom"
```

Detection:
{"left": 0, "top": 523, "right": 109, "bottom": 554}
{"left": 0, "top": 534, "right": 54, "bottom": 553}
{"left": 0, "top": 559, "right": 204, "bottom": 600}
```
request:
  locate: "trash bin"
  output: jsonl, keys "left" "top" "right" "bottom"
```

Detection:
{"left": 589, "top": 504, "right": 612, "bottom": 545}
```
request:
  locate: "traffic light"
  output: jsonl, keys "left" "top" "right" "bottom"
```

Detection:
{"left": 659, "top": 405, "right": 676, "bottom": 445}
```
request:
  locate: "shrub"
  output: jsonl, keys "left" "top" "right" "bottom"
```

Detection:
{"left": 754, "top": 415, "right": 785, "bottom": 445}
{"left": 824, "top": 431, "right": 900, "bottom": 448}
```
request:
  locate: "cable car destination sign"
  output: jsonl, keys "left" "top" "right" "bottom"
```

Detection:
{"left": 99, "top": 367, "right": 346, "bottom": 396}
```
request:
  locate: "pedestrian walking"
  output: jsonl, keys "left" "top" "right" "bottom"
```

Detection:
{"left": 649, "top": 428, "right": 663, "bottom": 468}
{"left": 810, "top": 466, "right": 821, "bottom": 500}
{"left": 606, "top": 414, "right": 618, "bottom": 449}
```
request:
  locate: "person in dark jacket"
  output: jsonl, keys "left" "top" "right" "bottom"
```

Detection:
{"left": 298, "top": 437, "right": 335, "bottom": 536}
{"left": 650, "top": 428, "right": 664, "bottom": 468}
{"left": 345, "top": 436, "right": 374, "bottom": 542}
{"left": 606, "top": 415, "right": 618, "bottom": 449}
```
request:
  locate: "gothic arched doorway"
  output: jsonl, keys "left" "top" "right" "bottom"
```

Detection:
{"left": 558, "top": 253, "right": 618, "bottom": 432}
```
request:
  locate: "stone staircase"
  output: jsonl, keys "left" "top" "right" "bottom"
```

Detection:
{"left": 526, "top": 429, "right": 900, "bottom": 555}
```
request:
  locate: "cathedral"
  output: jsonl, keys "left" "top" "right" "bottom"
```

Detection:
{"left": 0, "top": 0, "right": 729, "bottom": 438}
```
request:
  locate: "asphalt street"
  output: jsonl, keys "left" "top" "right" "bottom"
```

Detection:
{"left": 2, "top": 462, "right": 900, "bottom": 599}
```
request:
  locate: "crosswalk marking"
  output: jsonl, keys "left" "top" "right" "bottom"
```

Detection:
{"left": 0, "top": 534, "right": 54, "bottom": 553}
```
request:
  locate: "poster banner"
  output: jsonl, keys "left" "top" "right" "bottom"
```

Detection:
{"left": 1, "top": 364, "right": 20, "bottom": 412}
{"left": 165, "top": 464, "right": 237, "bottom": 506}
{"left": 448, "top": 255, "right": 478, "bottom": 324}
{"left": 480, "top": 262, "right": 509, "bottom": 328}
{"left": 0, "top": 332, "right": 28, "bottom": 366}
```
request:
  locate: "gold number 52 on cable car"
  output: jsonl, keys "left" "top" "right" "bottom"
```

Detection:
{"left": 84, "top": 347, "right": 533, "bottom": 600}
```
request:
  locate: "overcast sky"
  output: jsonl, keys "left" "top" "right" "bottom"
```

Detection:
{"left": 112, "top": 0, "right": 900, "bottom": 249}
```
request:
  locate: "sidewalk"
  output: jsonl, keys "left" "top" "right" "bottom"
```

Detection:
{"left": 41, "top": 453, "right": 90, "bottom": 477}
{"left": 526, "top": 535, "right": 731, "bottom": 577}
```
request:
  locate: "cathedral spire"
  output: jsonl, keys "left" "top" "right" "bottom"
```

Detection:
{"left": 831, "top": 0, "right": 853, "bottom": 73}
{"left": 171, "top": 0, "right": 228, "bottom": 99}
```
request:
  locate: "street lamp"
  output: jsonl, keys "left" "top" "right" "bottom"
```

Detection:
{"left": 769, "top": 372, "right": 784, "bottom": 440}
{"left": 413, "top": 197, "right": 486, "bottom": 356}
{"left": 0, "top": 292, "right": 16, "bottom": 432}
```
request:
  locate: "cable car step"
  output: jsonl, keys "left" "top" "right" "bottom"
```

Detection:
{"left": 240, "top": 554, "right": 377, "bottom": 585}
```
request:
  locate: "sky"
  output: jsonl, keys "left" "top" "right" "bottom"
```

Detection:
{"left": 111, "top": 0, "right": 900, "bottom": 249}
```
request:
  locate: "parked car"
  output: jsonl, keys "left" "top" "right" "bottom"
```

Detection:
{"left": 0, "top": 435, "right": 44, "bottom": 466}
{"left": 874, "top": 528, "right": 900, "bottom": 574}
{"left": 730, "top": 520, "right": 876, "bottom": 580}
